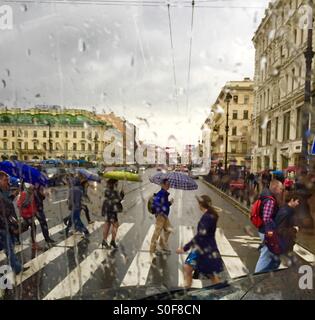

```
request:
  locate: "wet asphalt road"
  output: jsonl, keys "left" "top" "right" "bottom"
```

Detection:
{"left": 1, "top": 169, "right": 314, "bottom": 300}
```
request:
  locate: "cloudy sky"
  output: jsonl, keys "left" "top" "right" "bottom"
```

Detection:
{"left": 0, "top": 0, "right": 270, "bottom": 148}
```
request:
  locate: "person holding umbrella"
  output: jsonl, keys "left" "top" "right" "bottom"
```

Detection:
{"left": 149, "top": 178, "right": 174, "bottom": 256}
{"left": 101, "top": 179, "right": 124, "bottom": 249}
{"left": 176, "top": 195, "right": 223, "bottom": 288}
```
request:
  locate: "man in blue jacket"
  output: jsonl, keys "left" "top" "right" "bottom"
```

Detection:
{"left": 150, "top": 179, "right": 174, "bottom": 256}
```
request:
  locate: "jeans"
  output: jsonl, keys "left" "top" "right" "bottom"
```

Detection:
{"left": 255, "top": 232, "right": 281, "bottom": 273}
{"left": 0, "top": 229, "right": 22, "bottom": 274}
{"left": 65, "top": 209, "right": 89, "bottom": 234}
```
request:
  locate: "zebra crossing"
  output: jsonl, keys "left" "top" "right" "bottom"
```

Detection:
{"left": 1, "top": 219, "right": 315, "bottom": 300}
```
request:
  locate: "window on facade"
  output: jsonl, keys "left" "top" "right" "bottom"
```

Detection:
{"left": 56, "top": 131, "right": 59, "bottom": 138}
{"left": 49, "top": 131, "right": 52, "bottom": 138}
{"left": 3, "top": 130, "right": 7, "bottom": 137}
{"left": 283, "top": 112, "right": 291, "bottom": 141}
{"left": 43, "top": 143, "right": 47, "bottom": 150}
{"left": 65, "top": 132, "right": 68, "bottom": 138}
{"left": 232, "top": 127, "right": 237, "bottom": 136}
{"left": 65, "top": 143, "right": 68, "bottom": 151}
{"left": 294, "top": 29, "right": 297, "bottom": 44}
{"left": 244, "top": 95, "right": 249, "bottom": 104}
{"left": 12, "top": 142, "right": 15, "bottom": 150}
{"left": 12, "top": 131, "right": 15, "bottom": 137}
{"left": 233, "top": 95, "right": 238, "bottom": 104}
{"left": 18, "top": 142, "right": 22, "bottom": 149}
{"left": 43, "top": 131, "right": 47, "bottom": 138}
{"left": 34, "top": 142, "right": 37, "bottom": 150}
{"left": 73, "top": 132, "right": 77, "bottom": 139}
{"left": 232, "top": 111, "right": 238, "bottom": 119}
{"left": 291, "top": 68, "right": 295, "bottom": 92}
{"left": 82, "top": 132, "right": 85, "bottom": 139}
{"left": 242, "top": 143, "right": 247, "bottom": 154}
{"left": 88, "top": 144, "right": 92, "bottom": 151}
{"left": 81, "top": 143, "right": 85, "bottom": 151}
{"left": 25, "top": 142, "right": 28, "bottom": 150}
{"left": 33, "top": 131, "right": 37, "bottom": 138}
{"left": 275, "top": 117, "right": 279, "bottom": 141}
{"left": 266, "top": 121, "right": 271, "bottom": 145}
{"left": 3, "top": 141, "right": 7, "bottom": 150}
{"left": 243, "top": 110, "right": 249, "bottom": 119}
{"left": 73, "top": 143, "right": 77, "bottom": 151}
{"left": 231, "top": 142, "right": 237, "bottom": 154}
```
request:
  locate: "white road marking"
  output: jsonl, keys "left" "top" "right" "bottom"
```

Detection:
{"left": 294, "top": 244, "right": 315, "bottom": 264}
{"left": 52, "top": 199, "right": 67, "bottom": 205}
{"left": 178, "top": 226, "right": 205, "bottom": 288}
{"left": 0, "top": 220, "right": 64, "bottom": 263}
{"left": 216, "top": 228, "right": 249, "bottom": 278}
{"left": 43, "top": 223, "right": 134, "bottom": 300}
{"left": 12, "top": 222, "right": 104, "bottom": 287}
{"left": 120, "top": 225, "right": 155, "bottom": 287}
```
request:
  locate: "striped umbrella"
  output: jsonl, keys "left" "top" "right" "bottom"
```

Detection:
{"left": 149, "top": 172, "right": 198, "bottom": 190}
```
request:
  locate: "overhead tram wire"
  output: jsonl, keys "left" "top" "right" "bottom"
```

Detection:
{"left": 185, "top": 0, "right": 195, "bottom": 117}
{"left": 5, "top": 0, "right": 266, "bottom": 9}
{"left": 167, "top": 3, "right": 179, "bottom": 113}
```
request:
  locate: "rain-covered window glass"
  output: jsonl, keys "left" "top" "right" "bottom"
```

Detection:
{"left": 243, "top": 111, "right": 249, "bottom": 120}
{"left": 283, "top": 111, "right": 291, "bottom": 141}
{"left": 233, "top": 111, "right": 238, "bottom": 120}
{"left": 43, "top": 131, "right": 47, "bottom": 138}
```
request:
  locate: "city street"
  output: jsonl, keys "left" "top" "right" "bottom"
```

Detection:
{"left": 1, "top": 168, "right": 314, "bottom": 300}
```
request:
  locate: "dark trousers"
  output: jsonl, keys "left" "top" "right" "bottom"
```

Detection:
{"left": 64, "top": 205, "right": 91, "bottom": 225}
{"left": 22, "top": 217, "right": 37, "bottom": 244}
{"left": 36, "top": 210, "right": 50, "bottom": 242}
{"left": 65, "top": 209, "right": 89, "bottom": 234}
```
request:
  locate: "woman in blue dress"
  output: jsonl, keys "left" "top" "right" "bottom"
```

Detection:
{"left": 176, "top": 195, "right": 223, "bottom": 288}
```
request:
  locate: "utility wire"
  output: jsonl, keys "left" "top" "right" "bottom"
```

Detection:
{"left": 186, "top": 0, "right": 195, "bottom": 115}
{"left": 167, "top": 3, "right": 179, "bottom": 112}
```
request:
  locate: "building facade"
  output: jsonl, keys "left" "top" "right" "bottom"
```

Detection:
{"left": 0, "top": 107, "right": 113, "bottom": 162}
{"left": 252, "top": 0, "right": 315, "bottom": 172}
{"left": 210, "top": 78, "right": 254, "bottom": 168}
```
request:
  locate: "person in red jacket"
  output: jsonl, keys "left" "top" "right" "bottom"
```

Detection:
{"left": 17, "top": 184, "right": 42, "bottom": 251}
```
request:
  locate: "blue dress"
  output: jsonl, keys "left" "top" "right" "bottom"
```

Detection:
{"left": 183, "top": 211, "right": 224, "bottom": 275}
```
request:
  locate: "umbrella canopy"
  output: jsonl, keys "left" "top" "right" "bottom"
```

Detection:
{"left": 272, "top": 170, "right": 283, "bottom": 175}
{"left": 0, "top": 161, "right": 49, "bottom": 187}
{"left": 77, "top": 168, "right": 101, "bottom": 183}
{"left": 150, "top": 172, "right": 198, "bottom": 190}
{"left": 103, "top": 171, "right": 142, "bottom": 182}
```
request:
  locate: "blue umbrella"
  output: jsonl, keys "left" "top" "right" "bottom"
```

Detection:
{"left": 0, "top": 161, "right": 49, "bottom": 186}
{"left": 77, "top": 168, "right": 101, "bottom": 183}
{"left": 150, "top": 172, "right": 198, "bottom": 190}
{"left": 9, "top": 176, "right": 20, "bottom": 188}
{"left": 272, "top": 170, "right": 283, "bottom": 175}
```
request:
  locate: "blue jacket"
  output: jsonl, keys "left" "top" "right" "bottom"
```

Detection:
{"left": 68, "top": 178, "right": 83, "bottom": 212}
{"left": 153, "top": 189, "right": 172, "bottom": 217}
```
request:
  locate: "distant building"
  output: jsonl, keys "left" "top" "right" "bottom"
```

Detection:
{"left": 210, "top": 78, "right": 254, "bottom": 168}
{"left": 0, "top": 108, "right": 112, "bottom": 161}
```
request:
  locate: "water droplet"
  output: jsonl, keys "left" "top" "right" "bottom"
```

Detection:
{"left": 35, "top": 93, "right": 40, "bottom": 98}
{"left": 27, "top": 49, "right": 31, "bottom": 56}
{"left": 2, "top": 79, "right": 6, "bottom": 88}
{"left": 78, "top": 39, "right": 86, "bottom": 52}
{"left": 21, "top": 4, "right": 27, "bottom": 12}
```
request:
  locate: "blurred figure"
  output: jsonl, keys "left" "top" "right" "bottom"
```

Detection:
{"left": 176, "top": 195, "right": 223, "bottom": 288}
{"left": 101, "top": 179, "right": 124, "bottom": 249}
{"left": 17, "top": 184, "right": 42, "bottom": 251}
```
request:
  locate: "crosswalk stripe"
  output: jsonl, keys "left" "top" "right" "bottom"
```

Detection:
{"left": 178, "top": 226, "right": 204, "bottom": 288}
{"left": 13, "top": 221, "right": 104, "bottom": 287}
{"left": 0, "top": 222, "right": 65, "bottom": 263}
{"left": 294, "top": 244, "right": 315, "bottom": 264}
{"left": 120, "top": 225, "right": 155, "bottom": 287}
{"left": 216, "top": 228, "right": 249, "bottom": 278}
{"left": 43, "top": 223, "right": 134, "bottom": 300}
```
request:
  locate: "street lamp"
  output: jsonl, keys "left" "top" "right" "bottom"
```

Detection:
{"left": 301, "top": 0, "right": 314, "bottom": 171}
{"left": 224, "top": 92, "right": 232, "bottom": 172}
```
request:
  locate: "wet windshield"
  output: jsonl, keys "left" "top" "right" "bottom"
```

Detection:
{"left": 0, "top": 0, "right": 314, "bottom": 302}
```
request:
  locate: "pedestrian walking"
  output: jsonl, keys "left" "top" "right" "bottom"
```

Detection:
{"left": 101, "top": 179, "right": 124, "bottom": 249}
{"left": 17, "top": 184, "right": 43, "bottom": 251}
{"left": 79, "top": 177, "right": 94, "bottom": 225}
{"left": 273, "top": 192, "right": 301, "bottom": 258}
{"left": 0, "top": 171, "right": 28, "bottom": 274}
{"left": 254, "top": 179, "right": 284, "bottom": 273}
{"left": 149, "top": 178, "right": 174, "bottom": 256}
{"left": 65, "top": 177, "right": 89, "bottom": 238}
{"left": 34, "top": 184, "right": 55, "bottom": 246}
{"left": 176, "top": 195, "right": 223, "bottom": 288}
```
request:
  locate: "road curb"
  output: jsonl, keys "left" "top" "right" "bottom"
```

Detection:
{"left": 200, "top": 178, "right": 250, "bottom": 217}
{"left": 201, "top": 177, "right": 315, "bottom": 255}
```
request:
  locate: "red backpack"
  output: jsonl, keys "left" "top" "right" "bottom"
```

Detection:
{"left": 250, "top": 196, "right": 275, "bottom": 228}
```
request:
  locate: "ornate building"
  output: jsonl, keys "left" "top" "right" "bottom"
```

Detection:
{"left": 251, "top": 0, "right": 315, "bottom": 171}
